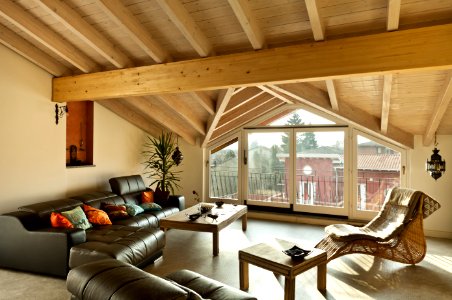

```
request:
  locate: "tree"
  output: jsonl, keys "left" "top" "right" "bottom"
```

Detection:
{"left": 300, "top": 132, "right": 318, "bottom": 150}
{"left": 281, "top": 113, "right": 304, "bottom": 152}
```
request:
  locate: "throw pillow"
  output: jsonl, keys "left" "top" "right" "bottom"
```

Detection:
{"left": 61, "top": 206, "right": 92, "bottom": 230}
{"left": 154, "top": 187, "right": 170, "bottom": 202}
{"left": 140, "top": 202, "right": 163, "bottom": 211}
{"left": 50, "top": 212, "right": 74, "bottom": 229}
{"left": 124, "top": 203, "right": 145, "bottom": 216}
{"left": 141, "top": 190, "right": 154, "bottom": 203}
{"left": 82, "top": 204, "right": 112, "bottom": 225}
{"left": 101, "top": 203, "right": 129, "bottom": 220}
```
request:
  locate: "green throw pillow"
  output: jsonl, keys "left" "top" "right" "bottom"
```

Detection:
{"left": 61, "top": 206, "right": 92, "bottom": 230}
{"left": 140, "top": 202, "right": 162, "bottom": 211}
{"left": 125, "top": 203, "right": 145, "bottom": 216}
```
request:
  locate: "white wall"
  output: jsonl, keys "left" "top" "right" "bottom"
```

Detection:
{"left": 409, "top": 135, "right": 451, "bottom": 238}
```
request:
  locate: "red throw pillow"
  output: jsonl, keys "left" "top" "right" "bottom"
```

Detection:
{"left": 142, "top": 190, "right": 154, "bottom": 203}
{"left": 50, "top": 212, "right": 74, "bottom": 229}
{"left": 82, "top": 204, "right": 112, "bottom": 225}
{"left": 101, "top": 203, "right": 129, "bottom": 220}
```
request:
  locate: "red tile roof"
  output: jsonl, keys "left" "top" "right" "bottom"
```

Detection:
{"left": 358, "top": 154, "right": 400, "bottom": 171}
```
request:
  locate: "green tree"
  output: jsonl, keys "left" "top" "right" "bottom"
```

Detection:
{"left": 281, "top": 113, "right": 304, "bottom": 152}
{"left": 270, "top": 145, "right": 283, "bottom": 172}
{"left": 300, "top": 132, "right": 318, "bottom": 150}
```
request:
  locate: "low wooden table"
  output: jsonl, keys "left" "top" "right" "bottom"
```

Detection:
{"left": 239, "top": 240, "right": 327, "bottom": 300}
{"left": 160, "top": 204, "right": 247, "bottom": 256}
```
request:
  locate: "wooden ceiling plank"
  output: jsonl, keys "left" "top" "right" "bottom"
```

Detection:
{"left": 98, "top": 99, "right": 168, "bottom": 138}
{"left": 96, "top": 0, "right": 171, "bottom": 63}
{"left": 190, "top": 91, "right": 215, "bottom": 115}
{"left": 423, "top": 72, "right": 452, "bottom": 146}
{"left": 0, "top": 0, "right": 98, "bottom": 73}
{"left": 325, "top": 79, "right": 339, "bottom": 111}
{"left": 258, "top": 85, "right": 294, "bottom": 104}
{"left": 387, "top": 0, "right": 401, "bottom": 31}
{"left": 202, "top": 88, "right": 235, "bottom": 147}
{"left": 0, "top": 24, "right": 69, "bottom": 76}
{"left": 53, "top": 24, "right": 452, "bottom": 102}
{"left": 226, "top": 87, "right": 264, "bottom": 112}
{"left": 37, "top": 0, "right": 133, "bottom": 69}
{"left": 304, "top": 0, "right": 325, "bottom": 41}
{"left": 228, "top": 0, "right": 265, "bottom": 49}
{"left": 270, "top": 83, "right": 414, "bottom": 148}
{"left": 381, "top": 74, "right": 393, "bottom": 134}
{"left": 156, "top": 0, "right": 213, "bottom": 57}
{"left": 157, "top": 94, "right": 206, "bottom": 135}
{"left": 123, "top": 96, "right": 197, "bottom": 145}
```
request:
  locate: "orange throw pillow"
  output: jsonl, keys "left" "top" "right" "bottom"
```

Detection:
{"left": 142, "top": 190, "right": 154, "bottom": 203}
{"left": 50, "top": 212, "right": 74, "bottom": 229}
{"left": 82, "top": 204, "right": 112, "bottom": 225}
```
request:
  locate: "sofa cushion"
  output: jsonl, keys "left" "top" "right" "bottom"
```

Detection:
{"left": 140, "top": 202, "right": 162, "bottom": 211}
{"left": 19, "top": 198, "right": 83, "bottom": 222}
{"left": 82, "top": 205, "right": 112, "bottom": 225}
{"left": 61, "top": 206, "right": 92, "bottom": 230}
{"left": 50, "top": 212, "right": 74, "bottom": 229}
{"left": 142, "top": 190, "right": 154, "bottom": 203}
{"left": 124, "top": 203, "right": 145, "bottom": 216}
{"left": 109, "top": 175, "right": 146, "bottom": 195}
{"left": 101, "top": 204, "right": 129, "bottom": 220}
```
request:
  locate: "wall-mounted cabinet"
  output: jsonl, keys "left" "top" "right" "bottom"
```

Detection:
{"left": 66, "top": 101, "right": 94, "bottom": 167}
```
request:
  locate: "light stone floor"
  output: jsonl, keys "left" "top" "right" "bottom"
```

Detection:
{"left": 0, "top": 218, "right": 451, "bottom": 300}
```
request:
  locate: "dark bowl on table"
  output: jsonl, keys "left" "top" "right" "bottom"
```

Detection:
{"left": 215, "top": 201, "right": 225, "bottom": 208}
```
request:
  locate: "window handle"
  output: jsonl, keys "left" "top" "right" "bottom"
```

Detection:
{"left": 243, "top": 150, "right": 247, "bottom": 165}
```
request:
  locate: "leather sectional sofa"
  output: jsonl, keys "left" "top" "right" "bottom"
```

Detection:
{"left": 0, "top": 175, "right": 184, "bottom": 277}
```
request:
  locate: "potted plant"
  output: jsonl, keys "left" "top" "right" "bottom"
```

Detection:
{"left": 142, "top": 132, "right": 182, "bottom": 195}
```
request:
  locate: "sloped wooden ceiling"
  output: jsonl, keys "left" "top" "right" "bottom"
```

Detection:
{"left": 1, "top": 0, "right": 452, "bottom": 149}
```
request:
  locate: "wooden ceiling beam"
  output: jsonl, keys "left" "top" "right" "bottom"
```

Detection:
{"left": 304, "top": 0, "right": 325, "bottom": 41}
{"left": 423, "top": 72, "right": 452, "bottom": 146}
{"left": 190, "top": 91, "right": 215, "bottom": 115}
{"left": 98, "top": 99, "right": 168, "bottom": 138}
{"left": 37, "top": 0, "right": 133, "bottom": 69}
{"left": 202, "top": 88, "right": 235, "bottom": 147}
{"left": 53, "top": 24, "right": 452, "bottom": 102}
{"left": 0, "top": 0, "right": 98, "bottom": 73}
{"left": 156, "top": 0, "right": 213, "bottom": 57}
{"left": 270, "top": 83, "right": 414, "bottom": 148}
{"left": 381, "top": 74, "right": 393, "bottom": 134}
{"left": 325, "top": 79, "right": 339, "bottom": 111}
{"left": 96, "top": 0, "right": 171, "bottom": 63}
{"left": 0, "top": 24, "right": 69, "bottom": 76}
{"left": 157, "top": 94, "right": 206, "bottom": 135}
{"left": 228, "top": 0, "right": 265, "bottom": 49}
{"left": 226, "top": 87, "right": 264, "bottom": 112}
{"left": 387, "top": 0, "right": 401, "bottom": 31}
{"left": 258, "top": 85, "right": 294, "bottom": 104}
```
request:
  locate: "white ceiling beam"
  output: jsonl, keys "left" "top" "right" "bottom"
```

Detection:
{"left": 96, "top": 0, "right": 171, "bottom": 63}
{"left": 0, "top": 0, "right": 98, "bottom": 73}
{"left": 228, "top": 0, "right": 265, "bottom": 49}
{"left": 202, "top": 88, "right": 235, "bottom": 147}
{"left": 387, "top": 0, "right": 401, "bottom": 31}
{"left": 0, "top": 24, "right": 69, "bottom": 76}
{"left": 37, "top": 0, "right": 133, "bottom": 69}
{"left": 381, "top": 74, "right": 393, "bottom": 134}
{"left": 156, "top": 0, "right": 213, "bottom": 57}
{"left": 423, "top": 72, "right": 452, "bottom": 146}
{"left": 325, "top": 79, "right": 339, "bottom": 111}
{"left": 258, "top": 85, "right": 294, "bottom": 104}
{"left": 304, "top": 0, "right": 325, "bottom": 41}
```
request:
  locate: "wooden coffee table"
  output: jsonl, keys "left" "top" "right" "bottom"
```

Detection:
{"left": 239, "top": 240, "right": 327, "bottom": 300}
{"left": 160, "top": 204, "right": 247, "bottom": 256}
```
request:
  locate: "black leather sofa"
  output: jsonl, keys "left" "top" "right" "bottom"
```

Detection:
{"left": 67, "top": 259, "right": 257, "bottom": 300}
{"left": 0, "top": 175, "right": 184, "bottom": 277}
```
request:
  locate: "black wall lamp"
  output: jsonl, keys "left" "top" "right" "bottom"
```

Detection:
{"left": 55, "top": 104, "right": 68, "bottom": 124}
{"left": 426, "top": 133, "right": 446, "bottom": 180}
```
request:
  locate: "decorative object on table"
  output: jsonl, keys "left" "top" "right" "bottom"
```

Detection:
{"left": 171, "top": 135, "right": 183, "bottom": 166}
{"left": 200, "top": 203, "right": 214, "bottom": 214}
{"left": 188, "top": 213, "right": 201, "bottom": 221}
{"left": 215, "top": 201, "right": 224, "bottom": 208}
{"left": 426, "top": 132, "right": 446, "bottom": 180}
{"left": 282, "top": 245, "right": 312, "bottom": 260}
{"left": 207, "top": 213, "right": 219, "bottom": 222}
{"left": 192, "top": 190, "right": 201, "bottom": 203}
{"left": 143, "top": 132, "right": 182, "bottom": 194}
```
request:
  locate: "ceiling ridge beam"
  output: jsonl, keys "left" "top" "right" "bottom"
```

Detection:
{"left": 0, "top": 24, "right": 69, "bottom": 76}
{"left": 53, "top": 24, "right": 452, "bottom": 102}
{"left": 387, "top": 0, "right": 401, "bottom": 31}
{"left": 190, "top": 91, "right": 215, "bottom": 115}
{"left": 156, "top": 0, "right": 213, "bottom": 57}
{"left": 259, "top": 85, "right": 294, "bottom": 104}
{"left": 325, "top": 79, "right": 339, "bottom": 111}
{"left": 0, "top": 0, "right": 98, "bottom": 73}
{"left": 202, "top": 88, "right": 235, "bottom": 147}
{"left": 304, "top": 0, "right": 325, "bottom": 41}
{"left": 37, "top": 0, "right": 133, "bottom": 69}
{"left": 381, "top": 74, "right": 393, "bottom": 134}
{"left": 96, "top": 0, "right": 171, "bottom": 63}
{"left": 228, "top": 0, "right": 265, "bottom": 49}
{"left": 269, "top": 83, "right": 414, "bottom": 148}
{"left": 423, "top": 71, "right": 452, "bottom": 146}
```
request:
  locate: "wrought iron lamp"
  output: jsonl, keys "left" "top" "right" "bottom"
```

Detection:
{"left": 426, "top": 133, "right": 446, "bottom": 180}
{"left": 55, "top": 104, "right": 68, "bottom": 124}
{"left": 172, "top": 135, "right": 183, "bottom": 166}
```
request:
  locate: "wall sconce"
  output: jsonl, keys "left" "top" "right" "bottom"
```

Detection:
{"left": 55, "top": 104, "right": 68, "bottom": 124}
{"left": 426, "top": 133, "right": 446, "bottom": 180}
{"left": 172, "top": 135, "right": 183, "bottom": 166}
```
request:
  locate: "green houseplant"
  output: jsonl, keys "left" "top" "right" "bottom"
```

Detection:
{"left": 142, "top": 132, "right": 182, "bottom": 194}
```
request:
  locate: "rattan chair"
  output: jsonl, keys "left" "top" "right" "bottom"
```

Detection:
{"left": 315, "top": 187, "right": 441, "bottom": 264}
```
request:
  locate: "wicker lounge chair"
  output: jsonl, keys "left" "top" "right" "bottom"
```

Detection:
{"left": 315, "top": 187, "right": 441, "bottom": 264}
